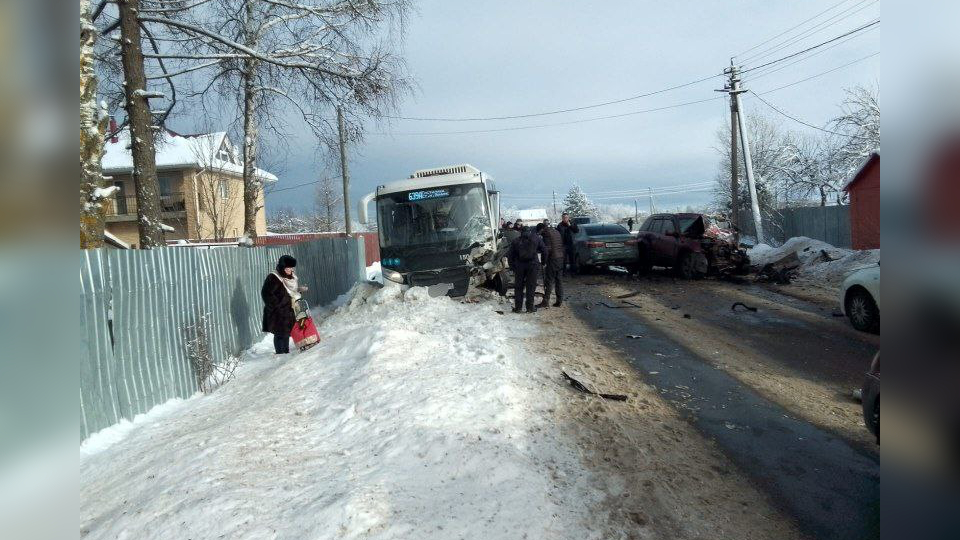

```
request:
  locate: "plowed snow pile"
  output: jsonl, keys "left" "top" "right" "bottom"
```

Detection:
{"left": 748, "top": 236, "right": 879, "bottom": 287}
{"left": 80, "top": 284, "right": 607, "bottom": 539}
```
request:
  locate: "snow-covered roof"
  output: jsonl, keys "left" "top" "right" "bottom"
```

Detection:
{"left": 517, "top": 208, "right": 548, "bottom": 221}
{"left": 841, "top": 151, "right": 879, "bottom": 191}
{"left": 377, "top": 172, "right": 485, "bottom": 196}
{"left": 102, "top": 128, "right": 278, "bottom": 182}
{"left": 103, "top": 230, "right": 131, "bottom": 249}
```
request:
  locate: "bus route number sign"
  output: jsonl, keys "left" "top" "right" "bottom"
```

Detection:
{"left": 408, "top": 189, "right": 450, "bottom": 202}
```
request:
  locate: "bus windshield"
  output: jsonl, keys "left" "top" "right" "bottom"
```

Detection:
{"left": 377, "top": 184, "right": 490, "bottom": 250}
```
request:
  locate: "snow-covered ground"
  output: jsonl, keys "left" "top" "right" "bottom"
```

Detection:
{"left": 80, "top": 283, "right": 607, "bottom": 539}
{"left": 365, "top": 261, "right": 383, "bottom": 283}
{"left": 748, "top": 236, "right": 879, "bottom": 287}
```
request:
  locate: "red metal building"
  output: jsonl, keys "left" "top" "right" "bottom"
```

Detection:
{"left": 843, "top": 152, "right": 880, "bottom": 250}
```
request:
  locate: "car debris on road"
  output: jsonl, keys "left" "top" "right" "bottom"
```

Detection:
{"left": 731, "top": 302, "right": 759, "bottom": 312}
{"left": 561, "top": 371, "right": 628, "bottom": 401}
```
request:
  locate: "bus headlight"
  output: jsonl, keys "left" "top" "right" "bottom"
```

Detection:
{"left": 382, "top": 267, "right": 404, "bottom": 283}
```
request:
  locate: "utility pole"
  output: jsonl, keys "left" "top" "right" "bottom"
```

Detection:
{"left": 721, "top": 62, "right": 764, "bottom": 244}
{"left": 117, "top": 0, "right": 165, "bottom": 248}
{"left": 337, "top": 107, "right": 352, "bottom": 234}
{"left": 647, "top": 187, "right": 656, "bottom": 214}
{"left": 552, "top": 190, "right": 557, "bottom": 218}
{"left": 727, "top": 62, "right": 741, "bottom": 230}
{"left": 634, "top": 199, "right": 638, "bottom": 220}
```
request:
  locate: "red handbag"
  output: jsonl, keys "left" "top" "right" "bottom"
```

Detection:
{"left": 291, "top": 316, "right": 319, "bottom": 351}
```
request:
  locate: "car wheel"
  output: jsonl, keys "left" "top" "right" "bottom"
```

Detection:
{"left": 677, "top": 252, "right": 696, "bottom": 279}
{"left": 846, "top": 288, "right": 879, "bottom": 333}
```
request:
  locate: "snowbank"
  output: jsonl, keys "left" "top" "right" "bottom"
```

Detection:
{"left": 365, "top": 261, "right": 383, "bottom": 283}
{"left": 81, "top": 284, "right": 606, "bottom": 539}
{"left": 748, "top": 236, "right": 879, "bottom": 287}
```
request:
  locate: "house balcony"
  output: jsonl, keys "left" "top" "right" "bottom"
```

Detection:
{"left": 106, "top": 192, "right": 187, "bottom": 222}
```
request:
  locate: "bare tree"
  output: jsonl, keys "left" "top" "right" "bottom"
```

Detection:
{"left": 81, "top": 0, "right": 114, "bottom": 248}
{"left": 91, "top": 0, "right": 410, "bottom": 244}
{"left": 780, "top": 134, "right": 849, "bottom": 206}
{"left": 713, "top": 113, "right": 797, "bottom": 216}
{"left": 191, "top": 133, "right": 245, "bottom": 240}
{"left": 267, "top": 206, "right": 313, "bottom": 233}
{"left": 313, "top": 175, "right": 342, "bottom": 232}
{"left": 114, "top": 0, "right": 168, "bottom": 247}
{"left": 831, "top": 84, "right": 880, "bottom": 178}
{"left": 155, "top": 0, "right": 412, "bottom": 238}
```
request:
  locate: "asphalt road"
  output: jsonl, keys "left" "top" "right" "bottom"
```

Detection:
{"left": 566, "top": 273, "right": 880, "bottom": 540}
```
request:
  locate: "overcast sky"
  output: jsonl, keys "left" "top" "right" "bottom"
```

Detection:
{"left": 193, "top": 0, "right": 880, "bottom": 216}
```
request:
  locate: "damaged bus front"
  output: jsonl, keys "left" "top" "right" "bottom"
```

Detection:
{"left": 358, "top": 164, "right": 507, "bottom": 297}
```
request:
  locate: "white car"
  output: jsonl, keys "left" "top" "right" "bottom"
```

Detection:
{"left": 840, "top": 263, "right": 880, "bottom": 333}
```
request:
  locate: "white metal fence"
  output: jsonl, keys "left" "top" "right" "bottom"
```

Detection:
{"left": 80, "top": 238, "right": 365, "bottom": 440}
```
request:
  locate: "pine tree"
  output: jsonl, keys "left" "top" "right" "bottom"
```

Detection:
{"left": 562, "top": 184, "right": 600, "bottom": 219}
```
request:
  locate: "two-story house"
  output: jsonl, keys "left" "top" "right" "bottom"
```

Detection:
{"left": 101, "top": 128, "right": 278, "bottom": 247}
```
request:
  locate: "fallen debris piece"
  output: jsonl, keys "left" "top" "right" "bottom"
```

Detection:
{"left": 561, "top": 371, "right": 628, "bottom": 401}
{"left": 597, "top": 301, "right": 640, "bottom": 309}
{"left": 494, "top": 310, "right": 505, "bottom": 315}
{"left": 754, "top": 251, "right": 801, "bottom": 284}
{"left": 682, "top": 313, "right": 691, "bottom": 319}
{"left": 626, "top": 334, "right": 643, "bottom": 339}
{"left": 616, "top": 291, "right": 640, "bottom": 299}
{"left": 731, "top": 302, "right": 758, "bottom": 312}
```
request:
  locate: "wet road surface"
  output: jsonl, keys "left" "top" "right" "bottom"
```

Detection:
{"left": 568, "top": 276, "right": 880, "bottom": 540}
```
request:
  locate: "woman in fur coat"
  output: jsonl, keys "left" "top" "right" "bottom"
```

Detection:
{"left": 261, "top": 255, "right": 308, "bottom": 354}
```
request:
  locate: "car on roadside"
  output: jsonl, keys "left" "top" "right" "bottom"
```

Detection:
{"left": 861, "top": 351, "right": 879, "bottom": 443}
{"left": 571, "top": 223, "right": 639, "bottom": 272}
{"left": 840, "top": 263, "right": 880, "bottom": 333}
{"left": 636, "top": 213, "right": 749, "bottom": 278}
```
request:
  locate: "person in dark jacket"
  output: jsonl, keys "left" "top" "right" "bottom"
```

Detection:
{"left": 556, "top": 213, "right": 580, "bottom": 275}
{"left": 536, "top": 222, "right": 565, "bottom": 308}
{"left": 627, "top": 217, "right": 634, "bottom": 231}
{"left": 508, "top": 226, "right": 547, "bottom": 313}
{"left": 261, "top": 255, "right": 307, "bottom": 354}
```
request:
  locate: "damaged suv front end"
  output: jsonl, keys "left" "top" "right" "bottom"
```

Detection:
{"left": 679, "top": 214, "right": 750, "bottom": 275}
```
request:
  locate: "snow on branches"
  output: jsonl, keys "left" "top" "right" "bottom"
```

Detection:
{"left": 562, "top": 185, "right": 600, "bottom": 219}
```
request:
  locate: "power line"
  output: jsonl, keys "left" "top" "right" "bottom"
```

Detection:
{"left": 737, "top": 0, "right": 877, "bottom": 65}
{"left": 266, "top": 176, "right": 335, "bottom": 193}
{"left": 741, "top": 19, "right": 879, "bottom": 74}
{"left": 753, "top": 51, "right": 878, "bottom": 94}
{"left": 733, "top": 0, "right": 856, "bottom": 59}
{"left": 375, "top": 96, "right": 725, "bottom": 136}
{"left": 748, "top": 90, "right": 875, "bottom": 140}
{"left": 502, "top": 182, "right": 716, "bottom": 200}
{"left": 743, "top": 22, "right": 878, "bottom": 82}
{"left": 382, "top": 73, "right": 723, "bottom": 122}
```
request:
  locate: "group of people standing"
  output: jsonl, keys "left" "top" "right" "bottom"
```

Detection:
{"left": 503, "top": 213, "right": 580, "bottom": 313}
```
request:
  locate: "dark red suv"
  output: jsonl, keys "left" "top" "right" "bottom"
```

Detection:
{"left": 636, "top": 213, "right": 749, "bottom": 278}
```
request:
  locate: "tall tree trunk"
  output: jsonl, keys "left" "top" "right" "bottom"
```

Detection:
{"left": 81, "top": 0, "right": 108, "bottom": 248}
{"left": 118, "top": 0, "right": 165, "bottom": 247}
{"left": 241, "top": 63, "right": 260, "bottom": 238}
{"left": 241, "top": 0, "right": 261, "bottom": 238}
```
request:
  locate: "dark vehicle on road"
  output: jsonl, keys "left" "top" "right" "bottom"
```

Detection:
{"left": 572, "top": 223, "right": 638, "bottom": 272}
{"left": 862, "top": 352, "right": 879, "bottom": 443}
{"left": 636, "top": 213, "right": 749, "bottom": 278}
